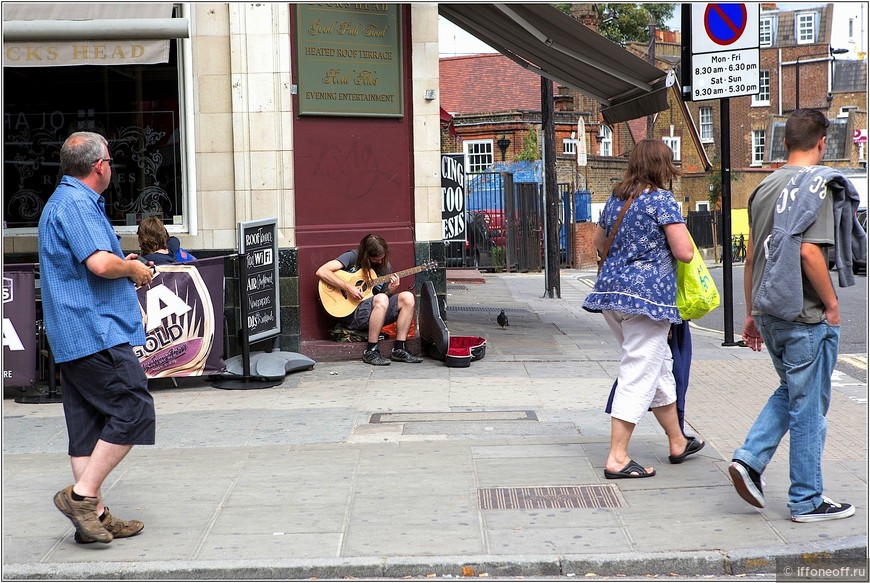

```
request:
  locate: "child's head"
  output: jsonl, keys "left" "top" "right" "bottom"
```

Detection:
{"left": 137, "top": 217, "right": 169, "bottom": 255}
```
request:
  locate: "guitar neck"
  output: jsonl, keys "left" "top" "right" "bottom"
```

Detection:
{"left": 369, "top": 264, "right": 429, "bottom": 287}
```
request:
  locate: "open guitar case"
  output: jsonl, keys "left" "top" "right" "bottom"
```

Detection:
{"left": 419, "top": 280, "right": 486, "bottom": 368}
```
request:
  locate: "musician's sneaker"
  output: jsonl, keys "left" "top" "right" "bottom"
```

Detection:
{"left": 391, "top": 348, "right": 423, "bottom": 363}
{"left": 363, "top": 349, "right": 391, "bottom": 366}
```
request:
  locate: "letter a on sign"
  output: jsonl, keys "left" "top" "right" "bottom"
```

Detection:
{"left": 145, "top": 284, "right": 192, "bottom": 332}
{"left": 2, "top": 318, "right": 25, "bottom": 351}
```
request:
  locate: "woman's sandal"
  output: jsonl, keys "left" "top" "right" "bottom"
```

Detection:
{"left": 668, "top": 437, "right": 705, "bottom": 464}
{"left": 604, "top": 459, "right": 656, "bottom": 479}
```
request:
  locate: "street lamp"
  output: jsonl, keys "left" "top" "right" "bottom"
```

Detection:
{"left": 828, "top": 46, "right": 849, "bottom": 104}
{"left": 795, "top": 46, "right": 848, "bottom": 109}
{"left": 497, "top": 135, "right": 511, "bottom": 161}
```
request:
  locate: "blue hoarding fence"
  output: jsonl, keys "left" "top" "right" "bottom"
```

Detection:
{"left": 574, "top": 190, "right": 591, "bottom": 222}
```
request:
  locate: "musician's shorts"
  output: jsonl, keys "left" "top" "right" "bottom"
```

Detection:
{"left": 342, "top": 293, "right": 400, "bottom": 332}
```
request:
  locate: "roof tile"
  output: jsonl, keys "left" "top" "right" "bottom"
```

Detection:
{"left": 440, "top": 54, "right": 558, "bottom": 114}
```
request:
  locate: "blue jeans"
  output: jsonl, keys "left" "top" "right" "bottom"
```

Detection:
{"left": 733, "top": 315, "right": 839, "bottom": 515}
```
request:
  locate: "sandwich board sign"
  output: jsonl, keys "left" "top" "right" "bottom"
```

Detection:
{"left": 239, "top": 217, "right": 280, "bottom": 343}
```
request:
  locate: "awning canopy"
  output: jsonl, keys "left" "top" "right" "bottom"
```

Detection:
{"left": 2, "top": 3, "right": 185, "bottom": 67}
{"left": 438, "top": 4, "right": 672, "bottom": 124}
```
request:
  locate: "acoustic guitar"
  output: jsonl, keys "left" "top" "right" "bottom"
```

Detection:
{"left": 318, "top": 260, "right": 438, "bottom": 318}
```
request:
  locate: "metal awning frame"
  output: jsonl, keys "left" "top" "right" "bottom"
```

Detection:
{"left": 495, "top": 4, "right": 653, "bottom": 93}
{"left": 439, "top": 4, "right": 672, "bottom": 124}
{"left": 2, "top": 18, "right": 189, "bottom": 41}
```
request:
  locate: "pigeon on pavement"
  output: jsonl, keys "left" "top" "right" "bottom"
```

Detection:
{"left": 497, "top": 310, "right": 509, "bottom": 329}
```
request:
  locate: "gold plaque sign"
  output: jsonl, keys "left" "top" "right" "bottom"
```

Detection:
{"left": 296, "top": 4, "right": 403, "bottom": 117}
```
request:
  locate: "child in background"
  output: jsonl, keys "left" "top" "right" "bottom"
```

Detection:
{"left": 137, "top": 216, "right": 196, "bottom": 265}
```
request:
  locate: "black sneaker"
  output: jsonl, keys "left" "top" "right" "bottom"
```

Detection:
{"left": 390, "top": 348, "right": 422, "bottom": 363}
{"left": 362, "top": 349, "right": 390, "bottom": 366}
{"left": 728, "top": 460, "right": 765, "bottom": 508}
{"left": 792, "top": 497, "right": 855, "bottom": 523}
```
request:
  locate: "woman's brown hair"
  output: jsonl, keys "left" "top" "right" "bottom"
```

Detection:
{"left": 612, "top": 139, "right": 682, "bottom": 200}
{"left": 137, "top": 216, "right": 169, "bottom": 255}
{"left": 356, "top": 233, "right": 390, "bottom": 280}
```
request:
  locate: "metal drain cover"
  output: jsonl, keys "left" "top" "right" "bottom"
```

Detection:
{"left": 446, "top": 305, "right": 532, "bottom": 315}
{"left": 370, "top": 410, "right": 537, "bottom": 423}
{"left": 478, "top": 485, "right": 622, "bottom": 510}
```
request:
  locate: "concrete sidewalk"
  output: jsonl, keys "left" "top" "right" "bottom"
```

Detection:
{"left": 2, "top": 270, "right": 866, "bottom": 580}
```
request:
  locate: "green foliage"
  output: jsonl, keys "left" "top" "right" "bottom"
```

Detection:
{"left": 708, "top": 158, "right": 723, "bottom": 208}
{"left": 554, "top": 3, "right": 677, "bottom": 46}
{"left": 490, "top": 246, "right": 506, "bottom": 271}
{"left": 515, "top": 127, "right": 538, "bottom": 162}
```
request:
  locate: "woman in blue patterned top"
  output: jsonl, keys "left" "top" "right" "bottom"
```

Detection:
{"left": 583, "top": 139, "right": 704, "bottom": 479}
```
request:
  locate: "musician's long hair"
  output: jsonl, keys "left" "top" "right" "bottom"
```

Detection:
{"left": 613, "top": 139, "right": 681, "bottom": 200}
{"left": 356, "top": 233, "right": 390, "bottom": 280}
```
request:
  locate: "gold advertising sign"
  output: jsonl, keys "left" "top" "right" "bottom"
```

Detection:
{"left": 3, "top": 42, "right": 170, "bottom": 67}
{"left": 296, "top": 4, "right": 403, "bottom": 117}
{"left": 2, "top": 3, "right": 173, "bottom": 67}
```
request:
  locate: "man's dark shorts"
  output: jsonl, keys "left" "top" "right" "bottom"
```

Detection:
{"left": 60, "top": 344, "right": 156, "bottom": 456}
{"left": 342, "top": 293, "right": 400, "bottom": 332}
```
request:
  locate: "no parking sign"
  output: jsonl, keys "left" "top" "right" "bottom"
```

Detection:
{"left": 687, "top": 3, "right": 760, "bottom": 101}
{"left": 694, "top": 4, "right": 752, "bottom": 50}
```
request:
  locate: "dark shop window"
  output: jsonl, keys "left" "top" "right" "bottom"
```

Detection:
{"left": 4, "top": 42, "right": 183, "bottom": 229}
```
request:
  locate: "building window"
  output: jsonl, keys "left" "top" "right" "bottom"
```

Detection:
{"left": 599, "top": 125, "right": 612, "bottom": 157}
{"left": 4, "top": 46, "right": 184, "bottom": 231}
{"left": 562, "top": 138, "right": 577, "bottom": 156}
{"left": 696, "top": 201, "right": 710, "bottom": 212}
{"left": 759, "top": 16, "right": 774, "bottom": 47}
{"left": 464, "top": 140, "right": 494, "bottom": 174}
{"left": 752, "top": 70, "right": 771, "bottom": 105}
{"left": 662, "top": 137, "right": 681, "bottom": 161}
{"left": 796, "top": 12, "right": 816, "bottom": 44}
{"left": 770, "top": 122, "right": 787, "bottom": 161}
{"left": 700, "top": 107, "right": 713, "bottom": 142}
{"left": 752, "top": 130, "right": 766, "bottom": 166}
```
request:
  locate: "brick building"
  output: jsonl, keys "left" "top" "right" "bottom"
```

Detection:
{"left": 439, "top": 3, "right": 865, "bottom": 266}
{"left": 439, "top": 8, "right": 713, "bottom": 267}
{"left": 644, "top": 4, "right": 868, "bottom": 214}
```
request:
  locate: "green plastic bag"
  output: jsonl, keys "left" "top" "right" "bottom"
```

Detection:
{"left": 676, "top": 238, "right": 720, "bottom": 320}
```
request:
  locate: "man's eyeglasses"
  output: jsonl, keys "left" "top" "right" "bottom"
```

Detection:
{"left": 93, "top": 158, "right": 113, "bottom": 167}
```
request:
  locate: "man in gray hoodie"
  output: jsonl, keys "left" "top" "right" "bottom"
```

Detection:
{"left": 729, "top": 109, "right": 857, "bottom": 523}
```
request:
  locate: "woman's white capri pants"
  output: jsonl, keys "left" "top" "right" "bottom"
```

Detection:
{"left": 603, "top": 310, "right": 677, "bottom": 424}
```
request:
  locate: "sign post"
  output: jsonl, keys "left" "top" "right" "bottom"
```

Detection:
{"left": 213, "top": 218, "right": 314, "bottom": 389}
{"left": 682, "top": 3, "right": 759, "bottom": 348}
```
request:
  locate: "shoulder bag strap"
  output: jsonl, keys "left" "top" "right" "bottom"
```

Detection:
{"left": 598, "top": 190, "right": 639, "bottom": 273}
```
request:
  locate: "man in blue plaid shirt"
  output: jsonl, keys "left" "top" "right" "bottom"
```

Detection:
{"left": 38, "top": 131, "right": 156, "bottom": 544}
